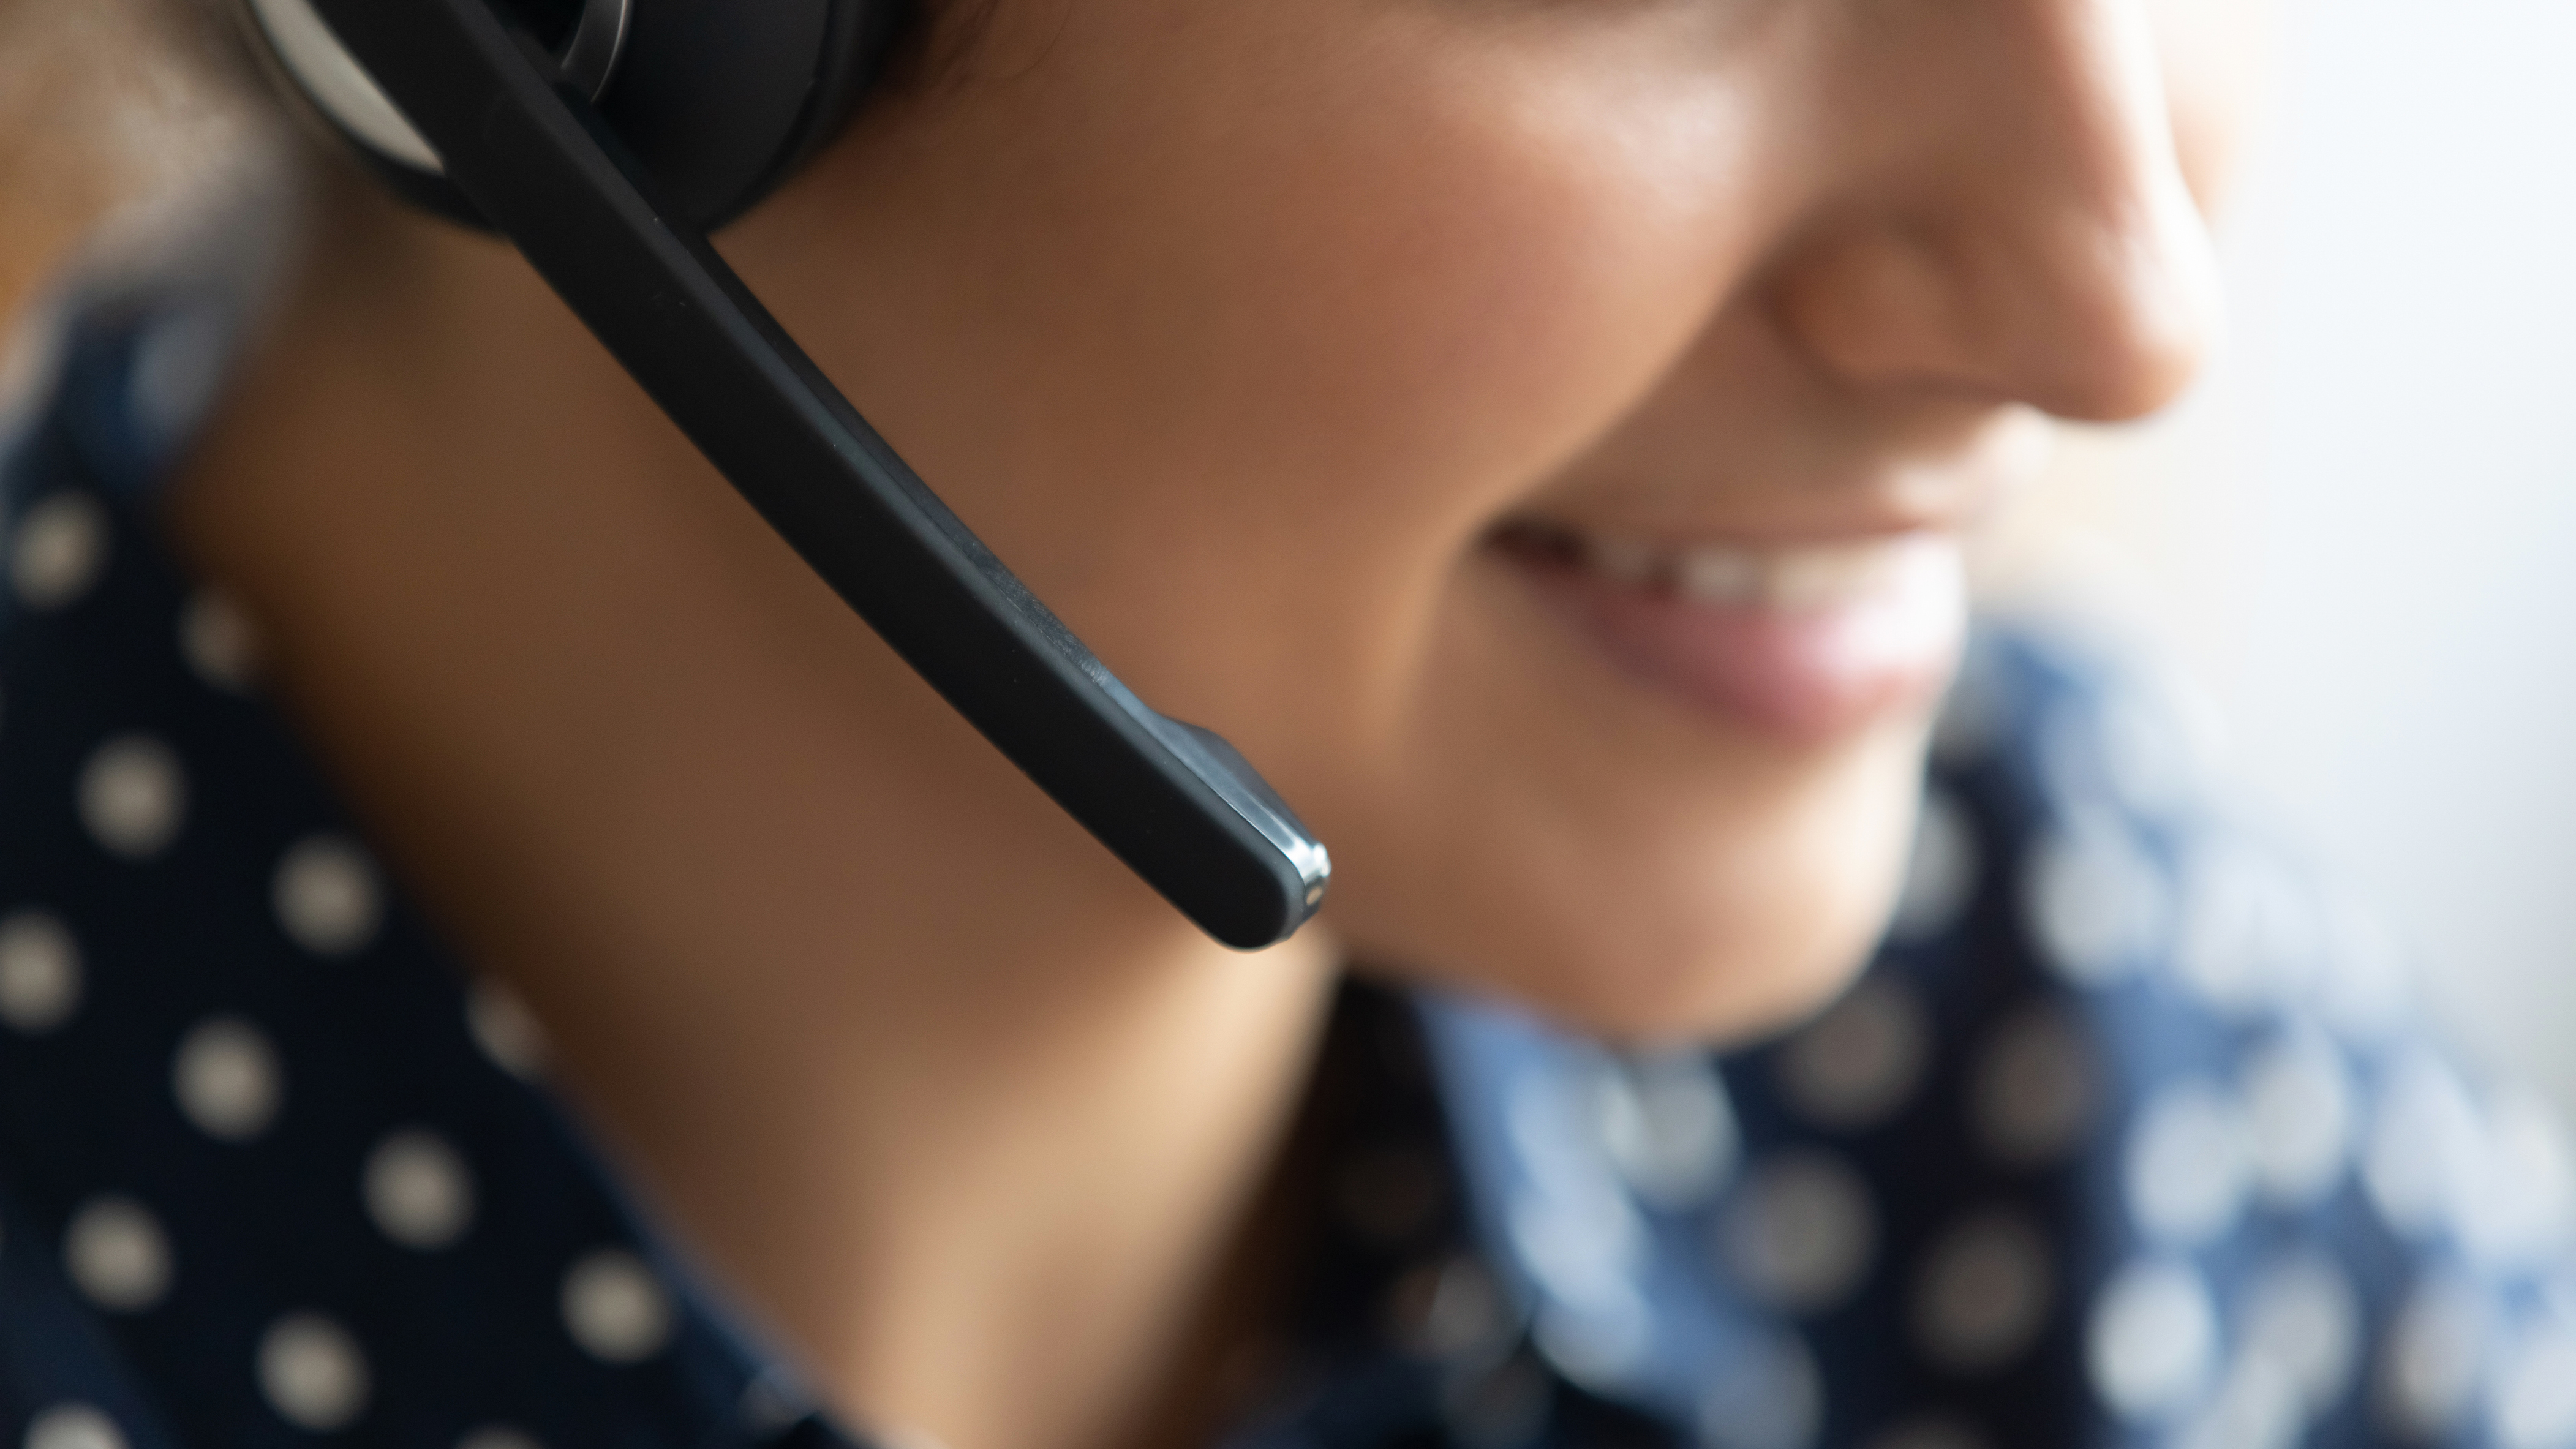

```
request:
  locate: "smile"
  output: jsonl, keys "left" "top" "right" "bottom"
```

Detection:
{"left": 1492, "top": 520, "right": 1970, "bottom": 742}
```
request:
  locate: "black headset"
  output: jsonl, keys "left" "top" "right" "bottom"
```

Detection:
{"left": 228, "top": 0, "right": 1330, "bottom": 950}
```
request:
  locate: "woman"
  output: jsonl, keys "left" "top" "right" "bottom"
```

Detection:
{"left": 1, "top": 2, "right": 2553, "bottom": 1448}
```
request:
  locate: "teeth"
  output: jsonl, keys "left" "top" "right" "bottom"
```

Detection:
{"left": 1676, "top": 548, "right": 1763, "bottom": 603}
{"left": 1766, "top": 544, "right": 1894, "bottom": 611}
{"left": 1568, "top": 532, "right": 1924, "bottom": 612}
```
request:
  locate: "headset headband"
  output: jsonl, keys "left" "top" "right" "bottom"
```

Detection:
{"left": 231, "top": 0, "right": 1332, "bottom": 949}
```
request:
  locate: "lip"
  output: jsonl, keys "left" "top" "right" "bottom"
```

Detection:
{"left": 1493, "top": 522, "right": 1968, "bottom": 742}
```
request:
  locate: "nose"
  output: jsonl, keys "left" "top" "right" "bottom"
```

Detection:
{"left": 1769, "top": 0, "right": 2224, "bottom": 423}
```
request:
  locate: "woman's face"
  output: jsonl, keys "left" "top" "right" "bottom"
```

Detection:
{"left": 734, "top": 0, "right": 2248, "bottom": 1039}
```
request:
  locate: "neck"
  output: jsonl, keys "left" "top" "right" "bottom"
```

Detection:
{"left": 167, "top": 186, "right": 1339, "bottom": 1449}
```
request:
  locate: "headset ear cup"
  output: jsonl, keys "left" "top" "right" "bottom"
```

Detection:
{"left": 583, "top": 0, "right": 903, "bottom": 228}
{"left": 735, "top": 0, "right": 913, "bottom": 219}
{"left": 231, "top": 0, "right": 905, "bottom": 232}
{"left": 226, "top": 0, "right": 491, "bottom": 226}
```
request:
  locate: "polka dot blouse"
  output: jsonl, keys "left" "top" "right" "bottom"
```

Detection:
{"left": 4, "top": 271, "right": 2569, "bottom": 1449}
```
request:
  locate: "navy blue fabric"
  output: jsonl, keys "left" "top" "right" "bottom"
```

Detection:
{"left": 2, "top": 282, "right": 2569, "bottom": 1449}
{"left": 0, "top": 295, "right": 835, "bottom": 1449}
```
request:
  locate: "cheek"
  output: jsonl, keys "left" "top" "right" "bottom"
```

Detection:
{"left": 911, "top": 20, "right": 1769, "bottom": 573}
{"left": 1020, "top": 40, "right": 1784, "bottom": 734}
{"left": 774, "top": 45, "right": 1744, "bottom": 706}
{"left": 1196, "top": 61, "right": 1760, "bottom": 540}
{"left": 796, "top": 18, "right": 1786, "bottom": 741}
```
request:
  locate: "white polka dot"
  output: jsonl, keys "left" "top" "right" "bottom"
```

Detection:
{"left": 2545, "top": 1276, "right": 2576, "bottom": 1327}
{"left": 456, "top": 1429, "right": 544, "bottom": 1449}
{"left": 1439, "top": 1353, "right": 1555, "bottom": 1448}
{"left": 2314, "top": 890, "right": 2413, "bottom": 1041}
{"left": 1507, "top": 1178, "right": 1646, "bottom": 1313}
{"left": 2240, "top": 1030, "right": 2354, "bottom": 1210}
{"left": 178, "top": 590, "right": 262, "bottom": 693}
{"left": 2087, "top": 1258, "right": 2217, "bottom": 1421}
{"left": 1970, "top": 1003, "right": 2098, "bottom": 1166}
{"left": 1505, "top": 1075, "right": 1648, "bottom": 1315}
{"left": 2022, "top": 816, "right": 2168, "bottom": 988}
{"left": 1695, "top": 1331, "right": 1821, "bottom": 1449}
{"left": 23, "top": 1404, "right": 128, "bottom": 1449}
{"left": 1592, "top": 1051, "right": 1738, "bottom": 1210}
{"left": 258, "top": 1312, "right": 371, "bottom": 1432}
{"left": 1889, "top": 788, "right": 1980, "bottom": 943}
{"left": 1910, "top": 1210, "right": 2052, "bottom": 1372}
{"left": 1716, "top": 1151, "right": 1878, "bottom": 1314}
{"left": 2495, "top": 1321, "right": 2576, "bottom": 1449}
{"left": 2172, "top": 838, "right": 2322, "bottom": 1017}
{"left": 129, "top": 307, "right": 230, "bottom": 444}
{"left": 562, "top": 1248, "right": 674, "bottom": 1363}
{"left": 11, "top": 492, "right": 109, "bottom": 610}
{"left": 2124, "top": 1079, "right": 2250, "bottom": 1244}
{"left": 1387, "top": 1254, "right": 1513, "bottom": 1363}
{"left": 1859, "top": 1417, "right": 1985, "bottom": 1449}
{"left": 172, "top": 1015, "right": 283, "bottom": 1142}
{"left": 78, "top": 735, "right": 187, "bottom": 861}
{"left": 364, "top": 1129, "right": 476, "bottom": 1249}
{"left": 2240, "top": 1252, "right": 2360, "bottom": 1418}
{"left": 1507, "top": 1068, "right": 1603, "bottom": 1182}
{"left": 1777, "top": 977, "right": 1930, "bottom": 1131}
{"left": 1532, "top": 1290, "right": 1652, "bottom": 1388}
{"left": 2458, "top": 1093, "right": 2576, "bottom": 1269}
{"left": 2378, "top": 1274, "right": 2490, "bottom": 1438}
{"left": 273, "top": 835, "right": 383, "bottom": 957}
{"left": 64, "top": 1195, "right": 172, "bottom": 1312}
{"left": 2173, "top": 1355, "right": 2302, "bottom": 1449}
{"left": 2038, "top": 685, "right": 2207, "bottom": 823}
{"left": 466, "top": 979, "right": 548, "bottom": 1080}
{"left": 2363, "top": 1053, "right": 2484, "bottom": 1238}
{"left": 2101, "top": 688, "right": 2210, "bottom": 818}
{"left": 0, "top": 910, "right": 81, "bottom": 1034}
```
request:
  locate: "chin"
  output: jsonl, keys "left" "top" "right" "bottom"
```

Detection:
{"left": 1483, "top": 845, "right": 1908, "bottom": 1050}
{"left": 1344, "top": 716, "right": 1931, "bottom": 1050}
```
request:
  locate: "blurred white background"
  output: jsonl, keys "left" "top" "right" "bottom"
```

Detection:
{"left": 2021, "top": 0, "right": 2576, "bottom": 1110}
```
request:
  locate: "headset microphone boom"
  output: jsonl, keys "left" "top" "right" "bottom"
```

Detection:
{"left": 233, "top": 0, "right": 1331, "bottom": 949}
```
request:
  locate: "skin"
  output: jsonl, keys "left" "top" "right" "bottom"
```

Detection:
{"left": 151, "top": 0, "right": 2256, "bottom": 1445}
{"left": 0, "top": 5, "right": 256, "bottom": 331}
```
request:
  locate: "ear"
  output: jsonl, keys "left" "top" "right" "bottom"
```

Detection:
{"left": 230, "top": 0, "right": 903, "bottom": 230}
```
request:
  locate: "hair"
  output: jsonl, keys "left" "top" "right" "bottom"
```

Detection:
{"left": 0, "top": 0, "right": 288, "bottom": 321}
{"left": 0, "top": 0, "right": 1009, "bottom": 333}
